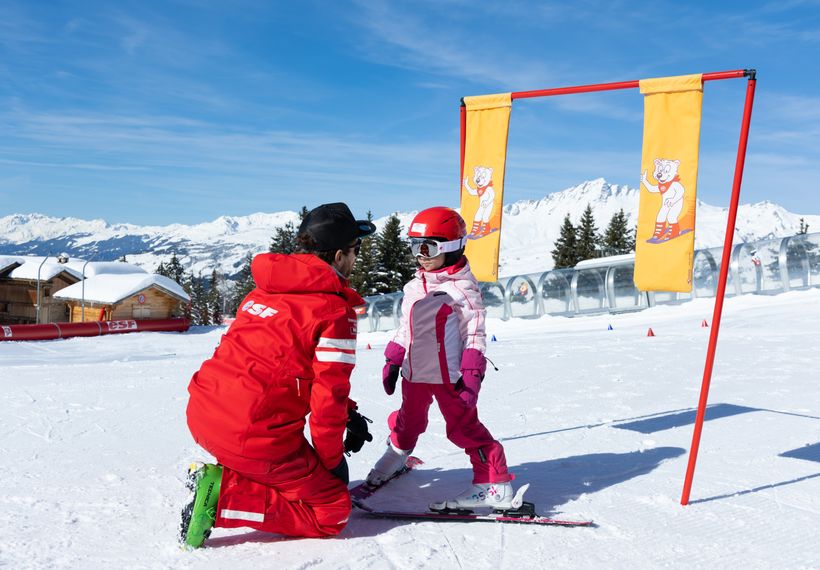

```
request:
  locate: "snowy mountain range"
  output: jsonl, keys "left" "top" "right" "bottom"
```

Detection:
{"left": 2, "top": 179, "right": 817, "bottom": 279}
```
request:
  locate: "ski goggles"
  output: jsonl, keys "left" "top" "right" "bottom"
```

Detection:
{"left": 409, "top": 237, "right": 466, "bottom": 258}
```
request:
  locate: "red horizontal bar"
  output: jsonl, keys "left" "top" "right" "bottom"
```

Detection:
{"left": 0, "top": 318, "right": 190, "bottom": 341}
{"left": 511, "top": 69, "right": 749, "bottom": 100}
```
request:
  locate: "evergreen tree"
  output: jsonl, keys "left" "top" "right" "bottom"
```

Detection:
{"left": 269, "top": 221, "right": 297, "bottom": 254}
{"left": 349, "top": 211, "right": 380, "bottom": 296}
{"left": 298, "top": 205, "right": 309, "bottom": 221}
{"left": 155, "top": 261, "right": 168, "bottom": 277}
{"left": 182, "top": 271, "right": 195, "bottom": 324}
{"left": 798, "top": 217, "right": 809, "bottom": 234}
{"left": 374, "top": 214, "right": 415, "bottom": 294}
{"left": 551, "top": 214, "right": 580, "bottom": 269}
{"left": 183, "top": 271, "right": 210, "bottom": 326}
{"left": 165, "top": 253, "right": 186, "bottom": 285}
{"left": 208, "top": 269, "right": 224, "bottom": 325}
{"left": 576, "top": 204, "right": 601, "bottom": 261}
{"left": 601, "top": 209, "right": 635, "bottom": 256}
{"left": 229, "top": 253, "right": 257, "bottom": 312}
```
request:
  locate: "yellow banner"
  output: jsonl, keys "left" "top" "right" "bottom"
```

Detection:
{"left": 461, "top": 93, "right": 512, "bottom": 282}
{"left": 634, "top": 74, "right": 703, "bottom": 292}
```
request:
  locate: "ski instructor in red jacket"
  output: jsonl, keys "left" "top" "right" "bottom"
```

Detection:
{"left": 180, "top": 203, "right": 376, "bottom": 548}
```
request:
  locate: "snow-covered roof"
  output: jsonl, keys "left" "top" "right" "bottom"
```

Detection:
{"left": 0, "top": 255, "right": 24, "bottom": 274}
{"left": 6, "top": 256, "right": 83, "bottom": 281}
{"left": 1, "top": 256, "right": 148, "bottom": 281}
{"left": 63, "top": 260, "right": 147, "bottom": 278}
{"left": 53, "top": 274, "right": 190, "bottom": 304}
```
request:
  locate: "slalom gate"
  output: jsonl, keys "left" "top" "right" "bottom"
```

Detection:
{"left": 459, "top": 70, "right": 757, "bottom": 505}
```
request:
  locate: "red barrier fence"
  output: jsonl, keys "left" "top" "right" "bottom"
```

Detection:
{"left": 0, "top": 319, "right": 190, "bottom": 341}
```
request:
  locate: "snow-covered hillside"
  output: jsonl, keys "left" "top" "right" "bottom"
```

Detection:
{"left": 1, "top": 288, "right": 818, "bottom": 568}
{"left": 1, "top": 179, "right": 818, "bottom": 279}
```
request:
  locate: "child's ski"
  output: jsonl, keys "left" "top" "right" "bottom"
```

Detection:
{"left": 363, "top": 504, "right": 593, "bottom": 527}
{"left": 349, "top": 456, "right": 423, "bottom": 508}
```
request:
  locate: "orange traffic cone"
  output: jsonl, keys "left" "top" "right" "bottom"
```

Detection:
{"left": 366, "top": 343, "right": 372, "bottom": 349}
{"left": 646, "top": 328, "right": 655, "bottom": 337}
{"left": 701, "top": 319, "right": 709, "bottom": 328}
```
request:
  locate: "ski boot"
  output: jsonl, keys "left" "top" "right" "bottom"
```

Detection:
{"left": 366, "top": 440, "right": 411, "bottom": 486}
{"left": 429, "top": 482, "right": 530, "bottom": 514}
{"left": 179, "top": 462, "right": 222, "bottom": 549}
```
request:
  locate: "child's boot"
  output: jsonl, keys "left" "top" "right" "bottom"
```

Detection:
{"left": 429, "top": 481, "right": 516, "bottom": 511}
{"left": 366, "top": 440, "right": 411, "bottom": 486}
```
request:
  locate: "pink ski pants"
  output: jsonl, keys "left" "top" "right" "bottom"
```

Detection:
{"left": 389, "top": 379, "right": 511, "bottom": 484}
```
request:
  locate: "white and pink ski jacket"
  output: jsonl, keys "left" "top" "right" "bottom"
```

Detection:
{"left": 392, "top": 258, "right": 486, "bottom": 384}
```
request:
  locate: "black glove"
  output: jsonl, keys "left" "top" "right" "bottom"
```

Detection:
{"left": 330, "top": 456, "right": 349, "bottom": 484}
{"left": 344, "top": 408, "right": 373, "bottom": 454}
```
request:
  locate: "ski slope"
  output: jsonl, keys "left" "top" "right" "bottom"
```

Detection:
{"left": 1, "top": 289, "right": 818, "bottom": 568}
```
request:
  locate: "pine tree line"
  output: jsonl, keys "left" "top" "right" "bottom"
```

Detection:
{"left": 156, "top": 254, "right": 225, "bottom": 325}
{"left": 551, "top": 205, "right": 636, "bottom": 269}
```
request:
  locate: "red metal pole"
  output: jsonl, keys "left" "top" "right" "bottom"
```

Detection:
{"left": 510, "top": 69, "right": 747, "bottom": 100}
{"left": 680, "top": 71, "right": 757, "bottom": 505}
{"left": 459, "top": 103, "right": 466, "bottom": 189}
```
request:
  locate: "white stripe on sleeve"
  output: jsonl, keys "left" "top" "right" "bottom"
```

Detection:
{"left": 315, "top": 350, "right": 356, "bottom": 364}
{"left": 317, "top": 337, "right": 357, "bottom": 350}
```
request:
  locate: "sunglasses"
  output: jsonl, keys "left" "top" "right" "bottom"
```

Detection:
{"left": 349, "top": 239, "right": 361, "bottom": 256}
{"left": 409, "top": 237, "right": 465, "bottom": 259}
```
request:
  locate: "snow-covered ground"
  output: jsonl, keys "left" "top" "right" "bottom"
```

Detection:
{"left": 2, "top": 289, "right": 819, "bottom": 568}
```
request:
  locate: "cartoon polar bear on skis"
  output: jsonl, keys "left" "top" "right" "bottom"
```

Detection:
{"left": 640, "top": 158, "right": 686, "bottom": 242}
{"left": 462, "top": 165, "right": 496, "bottom": 237}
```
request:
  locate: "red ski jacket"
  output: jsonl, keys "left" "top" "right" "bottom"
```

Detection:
{"left": 187, "top": 253, "right": 363, "bottom": 472}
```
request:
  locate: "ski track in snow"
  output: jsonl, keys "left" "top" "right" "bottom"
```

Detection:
{"left": 1, "top": 289, "right": 819, "bottom": 568}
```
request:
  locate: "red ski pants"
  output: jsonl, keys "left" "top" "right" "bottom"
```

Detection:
{"left": 211, "top": 440, "right": 350, "bottom": 538}
{"left": 389, "top": 379, "right": 511, "bottom": 484}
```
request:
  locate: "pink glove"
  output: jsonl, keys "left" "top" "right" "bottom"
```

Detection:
{"left": 382, "top": 341, "right": 406, "bottom": 395}
{"left": 456, "top": 348, "right": 486, "bottom": 407}
{"left": 455, "top": 370, "right": 482, "bottom": 407}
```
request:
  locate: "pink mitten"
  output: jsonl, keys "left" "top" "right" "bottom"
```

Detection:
{"left": 382, "top": 341, "right": 406, "bottom": 395}
{"left": 457, "top": 348, "right": 486, "bottom": 406}
{"left": 455, "top": 370, "right": 482, "bottom": 406}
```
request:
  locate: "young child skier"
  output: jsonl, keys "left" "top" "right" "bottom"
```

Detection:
{"left": 366, "top": 206, "right": 519, "bottom": 511}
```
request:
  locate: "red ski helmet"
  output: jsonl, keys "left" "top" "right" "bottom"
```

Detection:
{"left": 408, "top": 207, "right": 467, "bottom": 241}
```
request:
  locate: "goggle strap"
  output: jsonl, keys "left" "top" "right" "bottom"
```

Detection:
{"left": 435, "top": 237, "right": 466, "bottom": 253}
{"left": 410, "top": 237, "right": 466, "bottom": 257}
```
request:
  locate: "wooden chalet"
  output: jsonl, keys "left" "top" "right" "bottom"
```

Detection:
{"left": 54, "top": 273, "right": 190, "bottom": 322}
{"left": 0, "top": 256, "right": 81, "bottom": 325}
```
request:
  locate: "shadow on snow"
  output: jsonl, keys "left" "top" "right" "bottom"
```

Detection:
{"left": 343, "top": 446, "right": 684, "bottom": 536}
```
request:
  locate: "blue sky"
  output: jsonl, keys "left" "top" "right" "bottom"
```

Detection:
{"left": 1, "top": 1, "right": 819, "bottom": 225}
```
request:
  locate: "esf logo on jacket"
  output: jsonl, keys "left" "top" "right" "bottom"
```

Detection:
{"left": 241, "top": 300, "right": 279, "bottom": 319}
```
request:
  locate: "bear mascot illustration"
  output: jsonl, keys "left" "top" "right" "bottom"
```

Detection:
{"left": 640, "top": 158, "right": 687, "bottom": 243}
{"left": 462, "top": 165, "right": 496, "bottom": 237}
